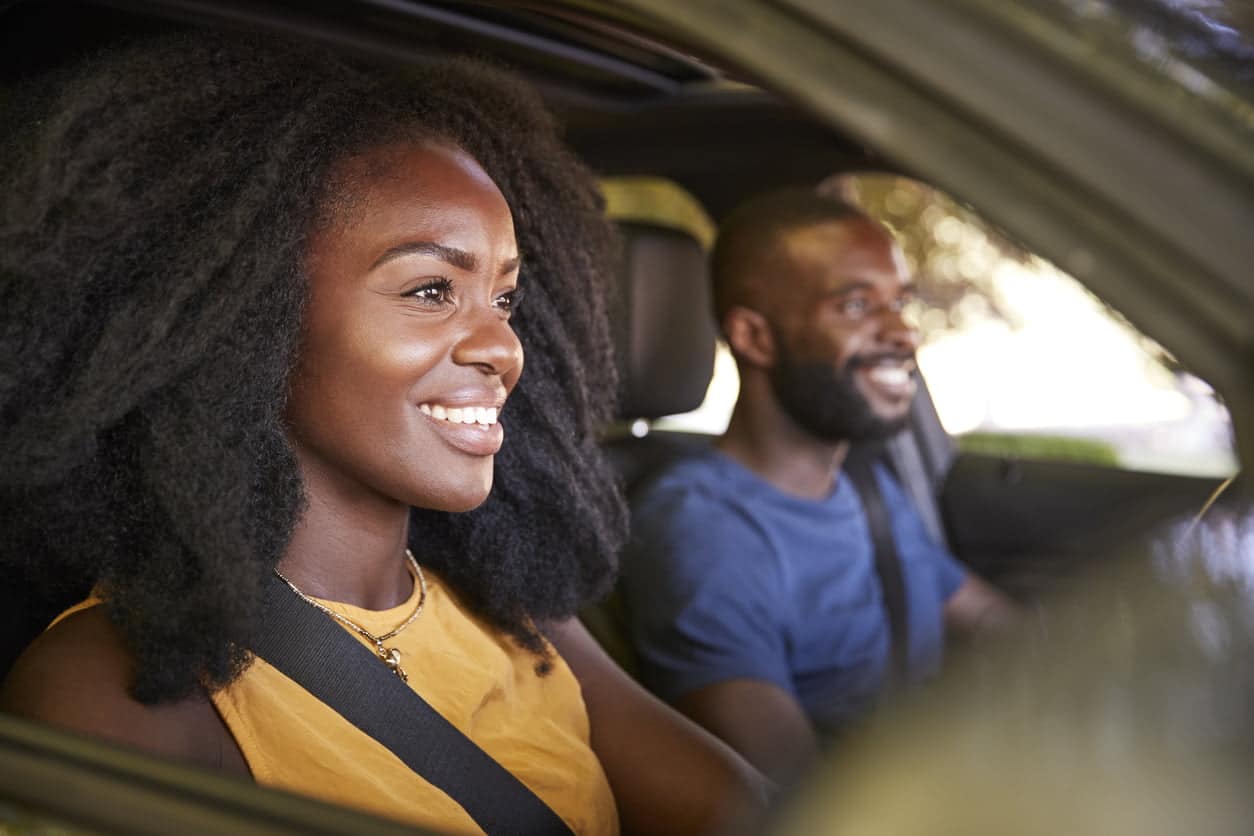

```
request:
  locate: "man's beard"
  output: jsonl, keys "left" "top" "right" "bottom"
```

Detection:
{"left": 769, "top": 340, "right": 913, "bottom": 444}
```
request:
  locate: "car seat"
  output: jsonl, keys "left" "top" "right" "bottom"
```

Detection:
{"left": 582, "top": 208, "right": 721, "bottom": 675}
{"left": 604, "top": 218, "right": 720, "bottom": 493}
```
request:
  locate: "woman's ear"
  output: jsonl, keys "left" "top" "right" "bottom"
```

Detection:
{"left": 722, "top": 305, "right": 776, "bottom": 369}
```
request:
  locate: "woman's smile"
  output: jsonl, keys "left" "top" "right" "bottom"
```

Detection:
{"left": 418, "top": 396, "right": 507, "bottom": 457}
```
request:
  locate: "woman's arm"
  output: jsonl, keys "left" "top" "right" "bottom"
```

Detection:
{"left": 546, "top": 617, "right": 772, "bottom": 836}
{"left": 673, "top": 677, "right": 819, "bottom": 784}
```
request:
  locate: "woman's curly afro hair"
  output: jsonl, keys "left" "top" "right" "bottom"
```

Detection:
{"left": 0, "top": 30, "right": 626, "bottom": 703}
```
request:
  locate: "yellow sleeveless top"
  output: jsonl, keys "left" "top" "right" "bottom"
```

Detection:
{"left": 60, "top": 571, "right": 619, "bottom": 835}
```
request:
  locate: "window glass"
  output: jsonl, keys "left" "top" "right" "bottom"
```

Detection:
{"left": 839, "top": 173, "right": 1235, "bottom": 477}
{"left": 658, "top": 173, "right": 1237, "bottom": 478}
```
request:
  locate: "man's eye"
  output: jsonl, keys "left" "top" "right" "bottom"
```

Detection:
{"left": 839, "top": 297, "right": 869, "bottom": 316}
{"left": 493, "top": 287, "right": 523, "bottom": 315}
{"left": 408, "top": 278, "right": 454, "bottom": 305}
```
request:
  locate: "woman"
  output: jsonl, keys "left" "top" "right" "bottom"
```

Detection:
{"left": 0, "top": 32, "right": 761, "bottom": 834}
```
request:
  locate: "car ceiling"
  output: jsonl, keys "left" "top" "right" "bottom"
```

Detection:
{"left": 0, "top": 0, "right": 880, "bottom": 221}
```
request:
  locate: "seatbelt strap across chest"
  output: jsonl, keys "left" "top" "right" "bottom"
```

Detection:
{"left": 251, "top": 574, "right": 574, "bottom": 836}
{"left": 845, "top": 457, "right": 910, "bottom": 687}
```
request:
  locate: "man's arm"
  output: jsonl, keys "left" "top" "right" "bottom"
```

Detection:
{"left": 943, "top": 574, "right": 1021, "bottom": 636}
{"left": 674, "top": 678, "right": 818, "bottom": 784}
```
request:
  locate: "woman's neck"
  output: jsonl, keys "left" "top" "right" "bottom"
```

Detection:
{"left": 277, "top": 466, "right": 416, "bottom": 610}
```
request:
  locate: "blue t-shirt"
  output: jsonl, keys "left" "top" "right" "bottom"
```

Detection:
{"left": 620, "top": 450, "right": 966, "bottom": 732}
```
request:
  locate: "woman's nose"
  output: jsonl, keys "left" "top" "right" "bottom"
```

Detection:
{"left": 451, "top": 308, "right": 524, "bottom": 377}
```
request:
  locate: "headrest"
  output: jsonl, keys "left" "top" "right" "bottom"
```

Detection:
{"left": 613, "top": 221, "right": 719, "bottom": 420}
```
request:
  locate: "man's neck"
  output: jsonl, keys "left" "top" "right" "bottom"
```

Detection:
{"left": 717, "top": 385, "right": 849, "bottom": 500}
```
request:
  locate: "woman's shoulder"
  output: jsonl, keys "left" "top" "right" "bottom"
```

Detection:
{"left": 2, "top": 603, "right": 134, "bottom": 714}
{"left": 0, "top": 604, "right": 244, "bottom": 772}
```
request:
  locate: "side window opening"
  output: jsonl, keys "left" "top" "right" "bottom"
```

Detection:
{"left": 836, "top": 172, "right": 1236, "bottom": 479}
{"left": 644, "top": 172, "right": 1237, "bottom": 480}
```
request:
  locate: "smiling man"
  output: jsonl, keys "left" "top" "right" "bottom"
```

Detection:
{"left": 620, "top": 188, "right": 1015, "bottom": 782}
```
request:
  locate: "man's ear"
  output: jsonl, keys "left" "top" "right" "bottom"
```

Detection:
{"left": 723, "top": 306, "right": 776, "bottom": 369}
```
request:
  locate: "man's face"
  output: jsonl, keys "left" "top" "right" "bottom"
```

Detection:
{"left": 765, "top": 217, "right": 919, "bottom": 443}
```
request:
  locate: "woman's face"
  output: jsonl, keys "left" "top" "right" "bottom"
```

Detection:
{"left": 286, "top": 142, "right": 523, "bottom": 514}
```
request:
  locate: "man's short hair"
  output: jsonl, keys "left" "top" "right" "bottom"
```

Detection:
{"left": 710, "top": 186, "right": 871, "bottom": 326}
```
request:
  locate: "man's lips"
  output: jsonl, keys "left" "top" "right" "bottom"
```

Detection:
{"left": 849, "top": 353, "right": 917, "bottom": 399}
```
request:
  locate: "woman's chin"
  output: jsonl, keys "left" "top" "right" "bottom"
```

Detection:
{"left": 420, "top": 477, "right": 494, "bottom": 514}
{"left": 444, "top": 494, "right": 491, "bottom": 514}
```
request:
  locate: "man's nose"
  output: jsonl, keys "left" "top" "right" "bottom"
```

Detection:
{"left": 878, "top": 305, "right": 920, "bottom": 352}
{"left": 452, "top": 309, "right": 524, "bottom": 376}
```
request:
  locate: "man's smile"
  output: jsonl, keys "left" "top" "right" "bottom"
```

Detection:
{"left": 850, "top": 353, "right": 917, "bottom": 400}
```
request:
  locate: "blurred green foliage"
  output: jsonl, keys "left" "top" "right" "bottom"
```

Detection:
{"left": 957, "top": 431, "right": 1121, "bottom": 466}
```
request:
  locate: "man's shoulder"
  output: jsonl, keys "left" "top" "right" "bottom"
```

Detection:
{"left": 862, "top": 459, "right": 966, "bottom": 582}
{"left": 625, "top": 450, "right": 782, "bottom": 570}
{"left": 850, "top": 457, "right": 915, "bottom": 520}
{"left": 634, "top": 448, "right": 744, "bottom": 505}
{"left": 866, "top": 460, "right": 926, "bottom": 526}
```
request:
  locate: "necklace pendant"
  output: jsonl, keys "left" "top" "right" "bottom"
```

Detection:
{"left": 379, "top": 645, "right": 407, "bottom": 682}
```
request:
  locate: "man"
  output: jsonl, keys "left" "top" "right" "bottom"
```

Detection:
{"left": 620, "top": 187, "right": 1016, "bottom": 782}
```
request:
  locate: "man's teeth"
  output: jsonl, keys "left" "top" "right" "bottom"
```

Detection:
{"left": 419, "top": 404, "right": 499, "bottom": 425}
{"left": 865, "top": 366, "right": 911, "bottom": 387}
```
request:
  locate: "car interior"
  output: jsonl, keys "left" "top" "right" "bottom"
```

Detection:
{"left": 3, "top": 0, "right": 1228, "bottom": 671}
{"left": 1, "top": 0, "right": 1246, "bottom": 831}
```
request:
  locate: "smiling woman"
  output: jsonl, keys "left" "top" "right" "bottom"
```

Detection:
{"left": 0, "top": 31, "right": 761, "bottom": 836}
{"left": 287, "top": 142, "right": 524, "bottom": 519}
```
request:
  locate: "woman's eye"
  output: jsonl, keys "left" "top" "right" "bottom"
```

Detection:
{"left": 408, "top": 278, "right": 454, "bottom": 306}
{"left": 493, "top": 287, "right": 523, "bottom": 315}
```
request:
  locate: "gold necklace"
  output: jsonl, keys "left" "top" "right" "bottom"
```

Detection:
{"left": 273, "top": 549, "right": 427, "bottom": 682}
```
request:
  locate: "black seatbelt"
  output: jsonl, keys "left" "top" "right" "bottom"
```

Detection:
{"left": 845, "top": 456, "right": 910, "bottom": 688}
{"left": 251, "top": 574, "right": 574, "bottom": 836}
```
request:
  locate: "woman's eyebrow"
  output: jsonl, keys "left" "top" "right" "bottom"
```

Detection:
{"left": 372, "top": 241, "right": 477, "bottom": 271}
{"left": 500, "top": 255, "right": 520, "bottom": 276}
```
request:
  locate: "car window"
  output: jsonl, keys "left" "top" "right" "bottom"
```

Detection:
{"left": 657, "top": 172, "right": 1237, "bottom": 479}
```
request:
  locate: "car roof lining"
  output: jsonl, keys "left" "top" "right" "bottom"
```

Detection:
{"left": 1, "top": 0, "right": 884, "bottom": 220}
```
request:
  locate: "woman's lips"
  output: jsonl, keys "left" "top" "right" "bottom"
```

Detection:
{"left": 419, "top": 403, "right": 504, "bottom": 456}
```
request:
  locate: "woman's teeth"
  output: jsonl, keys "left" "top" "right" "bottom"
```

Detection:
{"left": 419, "top": 403, "right": 499, "bottom": 426}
